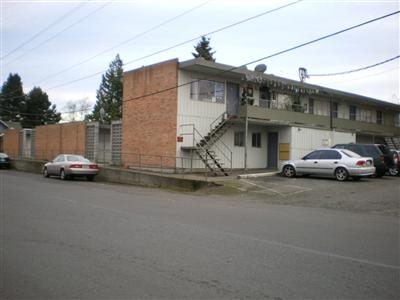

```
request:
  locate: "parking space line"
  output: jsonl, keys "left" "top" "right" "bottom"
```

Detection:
{"left": 242, "top": 179, "right": 312, "bottom": 197}
{"left": 242, "top": 179, "right": 284, "bottom": 196}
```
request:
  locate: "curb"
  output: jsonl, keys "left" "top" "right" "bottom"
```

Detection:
{"left": 237, "top": 172, "right": 280, "bottom": 179}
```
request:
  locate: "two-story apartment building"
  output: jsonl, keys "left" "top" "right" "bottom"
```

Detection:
{"left": 122, "top": 58, "right": 400, "bottom": 175}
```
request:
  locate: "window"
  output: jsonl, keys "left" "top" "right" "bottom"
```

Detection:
{"left": 190, "top": 80, "right": 225, "bottom": 103}
{"left": 252, "top": 133, "right": 261, "bottom": 148}
{"left": 320, "top": 150, "right": 341, "bottom": 159}
{"left": 304, "top": 150, "right": 322, "bottom": 160}
{"left": 349, "top": 105, "right": 357, "bottom": 121}
{"left": 308, "top": 98, "right": 314, "bottom": 114}
{"left": 332, "top": 102, "right": 338, "bottom": 118}
{"left": 54, "top": 155, "right": 65, "bottom": 162}
{"left": 234, "top": 131, "right": 244, "bottom": 147}
{"left": 376, "top": 111, "right": 383, "bottom": 124}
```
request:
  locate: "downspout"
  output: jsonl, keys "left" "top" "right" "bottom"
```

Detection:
{"left": 244, "top": 114, "right": 248, "bottom": 171}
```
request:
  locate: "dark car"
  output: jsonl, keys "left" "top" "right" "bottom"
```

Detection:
{"left": 0, "top": 153, "right": 10, "bottom": 169}
{"left": 332, "top": 144, "right": 386, "bottom": 177}
{"left": 388, "top": 150, "right": 400, "bottom": 176}
{"left": 375, "top": 144, "right": 396, "bottom": 172}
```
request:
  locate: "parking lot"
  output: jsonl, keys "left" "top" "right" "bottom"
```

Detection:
{"left": 207, "top": 174, "right": 400, "bottom": 216}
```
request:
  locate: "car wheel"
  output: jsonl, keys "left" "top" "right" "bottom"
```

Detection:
{"left": 388, "top": 167, "right": 399, "bottom": 176}
{"left": 43, "top": 167, "right": 49, "bottom": 178}
{"left": 282, "top": 165, "right": 296, "bottom": 178}
{"left": 60, "top": 169, "right": 67, "bottom": 180}
{"left": 335, "top": 167, "right": 348, "bottom": 181}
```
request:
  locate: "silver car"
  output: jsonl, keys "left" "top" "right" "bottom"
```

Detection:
{"left": 282, "top": 149, "right": 375, "bottom": 181}
{"left": 43, "top": 154, "right": 99, "bottom": 181}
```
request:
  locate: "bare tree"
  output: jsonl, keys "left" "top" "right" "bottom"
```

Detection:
{"left": 63, "top": 98, "right": 92, "bottom": 122}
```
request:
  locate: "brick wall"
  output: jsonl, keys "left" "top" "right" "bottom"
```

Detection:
{"left": 35, "top": 122, "right": 86, "bottom": 160}
{"left": 122, "top": 59, "right": 178, "bottom": 168}
{"left": 3, "top": 129, "right": 20, "bottom": 158}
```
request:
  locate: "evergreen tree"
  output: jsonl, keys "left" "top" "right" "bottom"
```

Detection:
{"left": 0, "top": 73, "right": 26, "bottom": 122}
{"left": 192, "top": 36, "right": 216, "bottom": 61}
{"left": 22, "top": 87, "right": 61, "bottom": 128}
{"left": 86, "top": 54, "right": 123, "bottom": 123}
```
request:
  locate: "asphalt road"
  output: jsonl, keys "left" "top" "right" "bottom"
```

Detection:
{"left": 1, "top": 170, "right": 399, "bottom": 299}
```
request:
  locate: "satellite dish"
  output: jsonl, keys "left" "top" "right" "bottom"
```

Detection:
{"left": 299, "top": 67, "right": 309, "bottom": 82}
{"left": 254, "top": 64, "right": 267, "bottom": 73}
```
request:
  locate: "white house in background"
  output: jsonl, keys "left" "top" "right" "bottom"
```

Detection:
{"left": 122, "top": 58, "right": 400, "bottom": 175}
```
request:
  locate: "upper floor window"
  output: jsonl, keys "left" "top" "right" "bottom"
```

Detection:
{"left": 190, "top": 80, "right": 225, "bottom": 103}
{"left": 332, "top": 102, "right": 338, "bottom": 118}
{"left": 349, "top": 105, "right": 357, "bottom": 121}
{"left": 395, "top": 113, "right": 400, "bottom": 127}
{"left": 376, "top": 111, "right": 383, "bottom": 125}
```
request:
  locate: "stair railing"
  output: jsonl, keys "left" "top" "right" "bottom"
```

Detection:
{"left": 180, "top": 123, "right": 233, "bottom": 172}
{"left": 209, "top": 111, "right": 228, "bottom": 133}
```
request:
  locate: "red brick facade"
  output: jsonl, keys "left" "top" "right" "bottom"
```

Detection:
{"left": 35, "top": 122, "right": 86, "bottom": 160}
{"left": 122, "top": 59, "right": 178, "bottom": 168}
{"left": 3, "top": 129, "right": 20, "bottom": 158}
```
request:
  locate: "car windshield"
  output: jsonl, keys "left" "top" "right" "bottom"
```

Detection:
{"left": 341, "top": 149, "right": 361, "bottom": 158}
{"left": 66, "top": 155, "right": 89, "bottom": 162}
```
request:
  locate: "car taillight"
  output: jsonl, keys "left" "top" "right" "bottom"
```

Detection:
{"left": 69, "top": 164, "right": 82, "bottom": 168}
{"left": 356, "top": 160, "right": 366, "bottom": 167}
{"left": 89, "top": 164, "right": 98, "bottom": 169}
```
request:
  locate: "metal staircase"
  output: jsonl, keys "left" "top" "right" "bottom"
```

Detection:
{"left": 384, "top": 136, "right": 400, "bottom": 150}
{"left": 180, "top": 112, "right": 233, "bottom": 176}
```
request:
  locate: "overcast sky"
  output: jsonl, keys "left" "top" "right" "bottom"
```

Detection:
{"left": 1, "top": 0, "right": 399, "bottom": 119}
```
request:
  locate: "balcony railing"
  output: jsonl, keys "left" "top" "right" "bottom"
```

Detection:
{"left": 239, "top": 102, "right": 400, "bottom": 136}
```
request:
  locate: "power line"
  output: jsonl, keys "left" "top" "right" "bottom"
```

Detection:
{"left": 307, "top": 55, "right": 400, "bottom": 77}
{"left": 1, "top": 1, "right": 88, "bottom": 60}
{"left": 235, "top": 11, "right": 400, "bottom": 69}
{"left": 35, "top": 0, "right": 212, "bottom": 85}
{"left": 45, "top": 0, "right": 304, "bottom": 90}
{"left": 123, "top": 0, "right": 304, "bottom": 66}
{"left": 120, "top": 11, "right": 400, "bottom": 104}
{"left": 320, "top": 66, "right": 399, "bottom": 85}
{"left": 4, "top": 1, "right": 111, "bottom": 67}
{"left": 3, "top": 9, "right": 398, "bottom": 115}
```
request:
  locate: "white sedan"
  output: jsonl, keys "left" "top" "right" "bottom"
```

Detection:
{"left": 43, "top": 154, "right": 99, "bottom": 181}
{"left": 281, "top": 149, "right": 375, "bottom": 181}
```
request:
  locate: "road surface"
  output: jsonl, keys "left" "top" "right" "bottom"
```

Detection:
{"left": 1, "top": 170, "right": 399, "bottom": 299}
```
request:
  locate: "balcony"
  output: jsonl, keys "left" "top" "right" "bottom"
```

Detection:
{"left": 237, "top": 101, "right": 400, "bottom": 136}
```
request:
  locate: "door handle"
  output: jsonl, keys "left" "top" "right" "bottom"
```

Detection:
{"left": 334, "top": 161, "right": 338, "bottom": 164}
{"left": 314, "top": 161, "right": 318, "bottom": 164}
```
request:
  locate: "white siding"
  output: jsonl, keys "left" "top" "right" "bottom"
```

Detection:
{"left": 289, "top": 127, "right": 355, "bottom": 162}
{"left": 176, "top": 70, "right": 232, "bottom": 169}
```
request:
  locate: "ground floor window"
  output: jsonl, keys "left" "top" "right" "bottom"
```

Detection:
{"left": 234, "top": 131, "right": 244, "bottom": 147}
{"left": 252, "top": 132, "right": 261, "bottom": 148}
